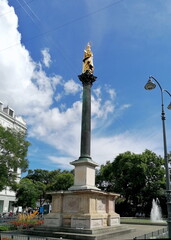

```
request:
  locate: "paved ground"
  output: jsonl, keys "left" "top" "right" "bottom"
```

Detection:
{"left": 0, "top": 224, "right": 167, "bottom": 240}
{"left": 116, "top": 224, "right": 167, "bottom": 240}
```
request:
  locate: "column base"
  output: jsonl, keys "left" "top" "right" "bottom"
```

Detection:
{"left": 45, "top": 189, "right": 120, "bottom": 229}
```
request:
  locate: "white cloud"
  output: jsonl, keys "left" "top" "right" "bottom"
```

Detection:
{"left": 64, "top": 79, "right": 82, "bottom": 95}
{"left": 92, "top": 130, "right": 162, "bottom": 166}
{"left": 91, "top": 95, "right": 114, "bottom": 120}
{"left": 53, "top": 79, "right": 81, "bottom": 102}
{"left": 46, "top": 128, "right": 163, "bottom": 169}
{"left": 120, "top": 104, "right": 131, "bottom": 110}
{"left": 0, "top": 0, "right": 164, "bottom": 171}
{"left": 93, "top": 87, "right": 101, "bottom": 98}
{"left": 48, "top": 156, "right": 73, "bottom": 170}
{"left": 41, "top": 48, "right": 52, "bottom": 68}
{"left": 55, "top": 93, "right": 62, "bottom": 102}
{"left": 0, "top": 0, "right": 62, "bottom": 116}
{"left": 107, "top": 88, "right": 116, "bottom": 100}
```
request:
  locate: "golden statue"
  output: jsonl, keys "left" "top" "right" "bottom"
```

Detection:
{"left": 82, "top": 42, "right": 94, "bottom": 74}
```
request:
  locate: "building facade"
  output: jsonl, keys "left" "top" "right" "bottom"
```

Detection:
{"left": 0, "top": 101, "right": 27, "bottom": 213}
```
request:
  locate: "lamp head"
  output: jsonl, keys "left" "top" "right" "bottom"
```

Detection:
{"left": 144, "top": 78, "right": 156, "bottom": 90}
{"left": 167, "top": 102, "right": 171, "bottom": 110}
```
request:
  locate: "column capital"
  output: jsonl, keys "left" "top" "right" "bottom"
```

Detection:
{"left": 78, "top": 71, "right": 97, "bottom": 86}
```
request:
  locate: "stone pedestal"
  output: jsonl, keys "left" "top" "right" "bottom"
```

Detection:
{"left": 44, "top": 190, "right": 120, "bottom": 229}
{"left": 68, "top": 158, "right": 99, "bottom": 191}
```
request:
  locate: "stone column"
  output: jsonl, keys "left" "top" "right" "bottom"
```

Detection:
{"left": 69, "top": 71, "right": 99, "bottom": 191}
{"left": 79, "top": 71, "right": 96, "bottom": 159}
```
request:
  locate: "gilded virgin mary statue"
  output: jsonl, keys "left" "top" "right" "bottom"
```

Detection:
{"left": 82, "top": 43, "right": 94, "bottom": 74}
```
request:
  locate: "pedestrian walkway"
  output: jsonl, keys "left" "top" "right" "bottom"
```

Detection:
{"left": 116, "top": 224, "right": 167, "bottom": 240}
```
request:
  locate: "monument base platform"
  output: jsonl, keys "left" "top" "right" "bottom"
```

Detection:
{"left": 44, "top": 189, "right": 120, "bottom": 229}
{"left": 26, "top": 225, "right": 135, "bottom": 240}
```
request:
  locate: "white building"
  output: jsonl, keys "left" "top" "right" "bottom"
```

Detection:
{"left": 0, "top": 101, "right": 27, "bottom": 213}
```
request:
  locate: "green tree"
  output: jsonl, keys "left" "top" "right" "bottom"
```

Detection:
{"left": 15, "top": 178, "right": 39, "bottom": 208}
{"left": 26, "top": 169, "right": 50, "bottom": 184}
{"left": 25, "top": 169, "right": 74, "bottom": 191}
{"left": 34, "top": 181, "right": 47, "bottom": 206}
{"left": 15, "top": 169, "right": 74, "bottom": 208}
{"left": 22, "top": 169, "right": 53, "bottom": 207}
{"left": 96, "top": 150, "right": 166, "bottom": 216}
{"left": 0, "top": 126, "right": 29, "bottom": 191}
{"left": 48, "top": 169, "right": 69, "bottom": 184}
{"left": 96, "top": 161, "right": 114, "bottom": 192}
{"left": 47, "top": 172, "right": 74, "bottom": 191}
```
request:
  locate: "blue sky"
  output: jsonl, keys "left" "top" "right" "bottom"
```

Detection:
{"left": 0, "top": 0, "right": 171, "bottom": 173}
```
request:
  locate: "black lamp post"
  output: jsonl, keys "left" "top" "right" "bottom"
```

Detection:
{"left": 144, "top": 76, "right": 171, "bottom": 238}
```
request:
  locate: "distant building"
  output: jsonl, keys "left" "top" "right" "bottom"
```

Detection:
{"left": 0, "top": 101, "right": 27, "bottom": 213}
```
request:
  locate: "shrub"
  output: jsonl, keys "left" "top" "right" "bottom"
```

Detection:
{"left": 10, "top": 211, "right": 44, "bottom": 230}
{"left": 0, "top": 225, "right": 13, "bottom": 231}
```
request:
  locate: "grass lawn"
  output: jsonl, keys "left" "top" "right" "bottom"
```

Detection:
{"left": 120, "top": 217, "right": 167, "bottom": 225}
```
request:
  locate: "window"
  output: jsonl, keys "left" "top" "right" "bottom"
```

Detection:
{"left": 9, "top": 109, "right": 14, "bottom": 117}
{"left": 0, "top": 200, "right": 4, "bottom": 213}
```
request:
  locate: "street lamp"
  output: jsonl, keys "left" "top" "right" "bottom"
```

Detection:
{"left": 144, "top": 75, "right": 171, "bottom": 238}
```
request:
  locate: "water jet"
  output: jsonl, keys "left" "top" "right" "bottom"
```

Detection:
{"left": 150, "top": 198, "right": 163, "bottom": 222}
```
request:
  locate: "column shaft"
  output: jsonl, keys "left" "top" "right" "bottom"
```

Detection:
{"left": 80, "top": 83, "right": 91, "bottom": 158}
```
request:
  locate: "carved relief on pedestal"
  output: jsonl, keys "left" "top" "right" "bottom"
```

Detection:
{"left": 97, "top": 197, "right": 106, "bottom": 212}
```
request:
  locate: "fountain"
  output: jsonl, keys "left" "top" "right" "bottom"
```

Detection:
{"left": 150, "top": 198, "right": 163, "bottom": 222}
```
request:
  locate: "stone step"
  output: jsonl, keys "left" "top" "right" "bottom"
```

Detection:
{"left": 24, "top": 226, "right": 135, "bottom": 240}
{"left": 35, "top": 225, "right": 128, "bottom": 234}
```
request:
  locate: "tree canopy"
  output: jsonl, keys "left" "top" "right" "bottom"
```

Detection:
{"left": 0, "top": 126, "right": 29, "bottom": 191}
{"left": 15, "top": 169, "right": 74, "bottom": 208}
{"left": 47, "top": 172, "right": 74, "bottom": 191}
{"left": 96, "top": 149, "right": 166, "bottom": 216}
{"left": 15, "top": 178, "right": 40, "bottom": 208}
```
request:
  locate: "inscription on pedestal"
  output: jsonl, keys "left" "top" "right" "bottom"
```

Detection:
{"left": 63, "top": 218, "right": 71, "bottom": 227}
{"left": 63, "top": 196, "right": 80, "bottom": 212}
{"left": 108, "top": 216, "right": 120, "bottom": 226}
{"left": 91, "top": 219, "right": 103, "bottom": 227}
{"left": 71, "top": 218, "right": 90, "bottom": 229}
{"left": 110, "top": 218, "right": 120, "bottom": 225}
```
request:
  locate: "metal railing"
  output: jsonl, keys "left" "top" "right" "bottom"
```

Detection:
{"left": 0, "top": 233, "right": 61, "bottom": 240}
{"left": 0, "top": 217, "right": 17, "bottom": 224}
{"left": 134, "top": 227, "right": 168, "bottom": 239}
